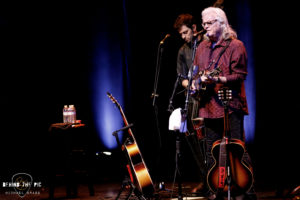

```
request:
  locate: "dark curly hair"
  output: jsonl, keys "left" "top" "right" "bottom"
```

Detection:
{"left": 173, "top": 13, "right": 196, "bottom": 31}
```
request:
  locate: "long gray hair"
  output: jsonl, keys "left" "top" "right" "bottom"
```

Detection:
{"left": 202, "top": 7, "right": 237, "bottom": 40}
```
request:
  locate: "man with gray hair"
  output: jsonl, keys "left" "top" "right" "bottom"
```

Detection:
{"left": 191, "top": 7, "right": 257, "bottom": 200}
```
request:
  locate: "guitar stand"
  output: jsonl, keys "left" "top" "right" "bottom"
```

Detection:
{"left": 115, "top": 176, "right": 133, "bottom": 200}
{"left": 216, "top": 88, "right": 233, "bottom": 200}
{"left": 227, "top": 165, "right": 232, "bottom": 200}
{"left": 115, "top": 177, "right": 147, "bottom": 200}
{"left": 215, "top": 160, "right": 232, "bottom": 200}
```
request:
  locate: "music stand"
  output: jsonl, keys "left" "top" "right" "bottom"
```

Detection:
{"left": 169, "top": 108, "right": 188, "bottom": 200}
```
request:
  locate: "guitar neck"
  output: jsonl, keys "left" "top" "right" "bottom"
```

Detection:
{"left": 223, "top": 105, "right": 230, "bottom": 138}
{"left": 119, "top": 108, "right": 135, "bottom": 139}
{"left": 107, "top": 92, "right": 138, "bottom": 143}
{"left": 218, "top": 88, "right": 231, "bottom": 138}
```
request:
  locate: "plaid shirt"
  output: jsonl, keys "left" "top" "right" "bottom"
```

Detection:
{"left": 193, "top": 38, "right": 249, "bottom": 118}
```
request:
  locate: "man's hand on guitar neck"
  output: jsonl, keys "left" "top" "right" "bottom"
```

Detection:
{"left": 205, "top": 74, "right": 227, "bottom": 84}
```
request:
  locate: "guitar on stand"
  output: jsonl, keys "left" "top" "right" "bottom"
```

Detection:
{"left": 107, "top": 92, "right": 155, "bottom": 200}
{"left": 206, "top": 87, "right": 254, "bottom": 199}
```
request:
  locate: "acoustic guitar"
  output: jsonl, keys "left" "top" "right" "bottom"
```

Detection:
{"left": 206, "top": 88, "right": 254, "bottom": 196}
{"left": 107, "top": 92, "right": 154, "bottom": 196}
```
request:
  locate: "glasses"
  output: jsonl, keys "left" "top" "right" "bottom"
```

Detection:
{"left": 202, "top": 19, "right": 218, "bottom": 27}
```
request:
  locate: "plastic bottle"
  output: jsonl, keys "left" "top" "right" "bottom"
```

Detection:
{"left": 69, "top": 105, "right": 76, "bottom": 124}
{"left": 63, "top": 105, "right": 69, "bottom": 123}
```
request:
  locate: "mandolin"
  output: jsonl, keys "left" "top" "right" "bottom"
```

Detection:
{"left": 191, "top": 66, "right": 222, "bottom": 101}
{"left": 206, "top": 88, "right": 254, "bottom": 196}
{"left": 107, "top": 92, "right": 154, "bottom": 196}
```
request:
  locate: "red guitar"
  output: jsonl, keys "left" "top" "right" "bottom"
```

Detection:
{"left": 107, "top": 92, "right": 154, "bottom": 196}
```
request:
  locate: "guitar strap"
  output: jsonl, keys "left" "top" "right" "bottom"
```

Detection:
{"left": 214, "top": 39, "right": 232, "bottom": 69}
{"left": 218, "top": 137, "right": 228, "bottom": 189}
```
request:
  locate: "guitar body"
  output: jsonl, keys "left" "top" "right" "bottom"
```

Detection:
{"left": 107, "top": 92, "right": 154, "bottom": 196}
{"left": 124, "top": 142, "right": 154, "bottom": 195}
{"left": 207, "top": 138, "right": 254, "bottom": 195}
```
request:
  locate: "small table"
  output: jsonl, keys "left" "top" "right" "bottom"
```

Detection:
{"left": 48, "top": 123, "right": 94, "bottom": 198}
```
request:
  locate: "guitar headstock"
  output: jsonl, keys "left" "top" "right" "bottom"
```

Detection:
{"left": 218, "top": 87, "right": 232, "bottom": 106}
{"left": 107, "top": 92, "right": 121, "bottom": 110}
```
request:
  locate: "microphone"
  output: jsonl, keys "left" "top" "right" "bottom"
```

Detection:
{"left": 160, "top": 34, "right": 171, "bottom": 45}
{"left": 194, "top": 29, "right": 206, "bottom": 37}
{"left": 198, "top": 29, "right": 206, "bottom": 34}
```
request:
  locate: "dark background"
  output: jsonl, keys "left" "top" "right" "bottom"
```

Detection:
{"left": 0, "top": 0, "right": 299, "bottom": 191}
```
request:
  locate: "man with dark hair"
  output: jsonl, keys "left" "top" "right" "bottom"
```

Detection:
{"left": 174, "top": 13, "right": 199, "bottom": 88}
{"left": 173, "top": 13, "right": 207, "bottom": 194}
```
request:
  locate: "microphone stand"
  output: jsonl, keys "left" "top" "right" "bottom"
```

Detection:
{"left": 167, "top": 74, "right": 182, "bottom": 113}
{"left": 152, "top": 43, "right": 165, "bottom": 106}
{"left": 166, "top": 37, "right": 198, "bottom": 200}
{"left": 183, "top": 38, "right": 198, "bottom": 118}
{"left": 152, "top": 34, "right": 170, "bottom": 106}
{"left": 167, "top": 73, "right": 183, "bottom": 200}
{"left": 173, "top": 38, "right": 198, "bottom": 200}
{"left": 151, "top": 39, "right": 166, "bottom": 189}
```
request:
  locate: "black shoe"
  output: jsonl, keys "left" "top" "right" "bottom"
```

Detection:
{"left": 245, "top": 193, "right": 257, "bottom": 200}
{"left": 205, "top": 191, "right": 217, "bottom": 200}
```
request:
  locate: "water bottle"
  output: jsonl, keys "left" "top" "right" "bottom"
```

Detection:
{"left": 69, "top": 105, "right": 76, "bottom": 124}
{"left": 63, "top": 105, "right": 69, "bottom": 123}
